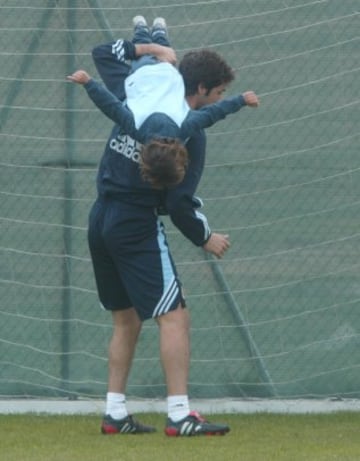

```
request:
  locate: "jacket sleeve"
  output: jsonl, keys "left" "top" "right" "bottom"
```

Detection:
{"left": 84, "top": 80, "right": 138, "bottom": 139}
{"left": 91, "top": 39, "right": 136, "bottom": 99}
{"left": 164, "top": 131, "right": 212, "bottom": 247}
{"left": 180, "top": 95, "right": 246, "bottom": 139}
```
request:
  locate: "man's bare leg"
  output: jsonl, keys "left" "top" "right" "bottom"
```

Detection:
{"left": 157, "top": 305, "right": 191, "bottom": 421}
{"left": 102, "top": 308, "right": 156, "bottom": 434}
{"left": 105, "top": 308, "right": 141, "bottom": 420}
{"left": 157, "top": 305, "right": 230, "bottom": 436}
{"left": 108, "top": 308, "right": 142, "bottom": 394}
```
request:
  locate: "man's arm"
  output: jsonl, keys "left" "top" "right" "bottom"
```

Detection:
{"left": 135, "top": 43, "right": 176, "bottom": 64}
{"left": 165, "top": 131, "right": 230, "bottom": 258}
{"left": 164, "top": 132, "right": 210, "bottom": 245}
{"left": 92, "top": 39, "right": 176, "bottom": 98}
{"left": 166, "top": 131, "right": 230, "bottom": 258}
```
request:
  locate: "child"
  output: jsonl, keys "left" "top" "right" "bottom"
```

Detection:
{"left": 68, "top": 16, "right": 259, "bottom": 188}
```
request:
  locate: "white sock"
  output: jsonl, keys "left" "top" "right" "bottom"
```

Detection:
{"left": 167, "top": 395, "right": 190, "bottom": 422}
{"left": 106, "top": 392, "right": 128, "bottom": 420}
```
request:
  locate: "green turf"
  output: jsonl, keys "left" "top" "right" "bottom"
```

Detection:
{"left": 1, "top": 1, "right": 359, "bottom": 401}
{"left": 0, "top": 412, "right": 359, "bottom": 461}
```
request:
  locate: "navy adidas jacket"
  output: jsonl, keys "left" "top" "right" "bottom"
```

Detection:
{"left": 91, "top": 39, "right": 211, "bottom": 246}
{"left": 84, "top": 66, "right": 246, "bottom": 145}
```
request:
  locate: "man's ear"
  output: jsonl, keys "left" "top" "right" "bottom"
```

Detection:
{"left": 197, "top": 83, "right": 208, "bottom": 96}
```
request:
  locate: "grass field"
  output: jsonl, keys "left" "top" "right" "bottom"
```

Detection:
{"left": 0, "top": 412, "right": 359, "bottom": 461}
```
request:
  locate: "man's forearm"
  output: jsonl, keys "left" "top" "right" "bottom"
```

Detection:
{"left": 134, "top": 43, "right": 176, "bottom": 63}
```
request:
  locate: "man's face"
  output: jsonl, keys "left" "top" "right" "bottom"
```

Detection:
{"left": 197, "top": 83, "right": 228, "bottom": 108}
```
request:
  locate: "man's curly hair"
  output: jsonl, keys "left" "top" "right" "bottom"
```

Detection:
{"left": 140, "top": 138, "right": 189, "bottom": 189}
{"left": 179, "top": 49, "right": 235, "bottom": 96}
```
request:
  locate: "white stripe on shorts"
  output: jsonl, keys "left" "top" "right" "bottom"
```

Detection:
{"left": 152, "top": 275, "right": 179, "bottom": 318}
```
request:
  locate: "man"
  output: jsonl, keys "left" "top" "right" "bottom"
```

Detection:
{"left": 87, "top": 16, "right": 250, "bottom": 436}
{"left": 68, "top": 18, "right": 258, "bottom": 189}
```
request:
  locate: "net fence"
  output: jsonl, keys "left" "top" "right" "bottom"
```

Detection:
{"left": 0, "top": 0, "right": 359, "bottom": 400}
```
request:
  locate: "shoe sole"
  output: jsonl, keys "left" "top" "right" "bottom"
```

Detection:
{"left": 165, "top": 427, "right": 229, "bottom": 436}
{"left": 102, "top": 424, "right": 120, "bottom": 434}
{"left": 102, "top": 424, "right": 155, "bottom": 435}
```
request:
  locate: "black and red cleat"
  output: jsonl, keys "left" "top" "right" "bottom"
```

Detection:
{"left": 101, "top": 414, "right": 156, "bottom": 434}
{"left": 165, "top": 411, "right": 230, "bottom": 436}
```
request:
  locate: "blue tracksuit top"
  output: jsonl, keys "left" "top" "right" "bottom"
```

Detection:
{"left": 84, "top": 66, "right": 246, "bottom": 145}
{"left": 90, "top": 39, "right": 233, "bottom": 246}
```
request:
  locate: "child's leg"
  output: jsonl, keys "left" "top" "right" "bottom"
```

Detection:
{"left": 131, "top": 16, "right": 159, "bottom": 73}
{"left": 151, "top": 17, "right": 170, "bottom": 47}
{"left": 132, "top": 16, "right": 152, "bottom": 44}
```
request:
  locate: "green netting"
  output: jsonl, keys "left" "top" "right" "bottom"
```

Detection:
{"left": 0, "top": 0, "right": 359, "bottom": 400}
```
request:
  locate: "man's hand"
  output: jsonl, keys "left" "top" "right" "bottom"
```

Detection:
{"left": 154, "top": 45, "right": 177, "bottom": 64}
{"left": 135, "top": 43, "right": 177, "bottom": 65}
{"left": 67, "top": 70, "right": 91, "bottom": 84}
{"left": 203, "top": 233, "right": 230, "bottom": 259}
{"left": 243, "top": 91, "right": 259, "bottom": 107}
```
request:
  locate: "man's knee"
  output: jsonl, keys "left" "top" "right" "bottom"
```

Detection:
{"left": 156, "top": 304, "right": 190, "bottom": 328}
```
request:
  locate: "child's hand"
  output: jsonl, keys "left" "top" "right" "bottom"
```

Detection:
{"left": 243, "top": 91, "right": 259, "bottom": 107}
{"left": 67, "top": 70, "right": 91, "bottom": 84}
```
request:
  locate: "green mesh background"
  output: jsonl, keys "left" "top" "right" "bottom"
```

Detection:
{"left": 0, "top": 0, "right": 359, "bottom": 400}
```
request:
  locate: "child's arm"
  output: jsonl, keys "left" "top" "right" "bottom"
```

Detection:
{"left": 181, "top": 91, "right": 259, "bottom": 139}
{"left": 67, "top": 70, "right": 138, "bottom": 139}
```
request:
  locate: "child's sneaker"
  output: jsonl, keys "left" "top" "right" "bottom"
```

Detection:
{"left": 101, "top": 414, "right": 156, "bottom": 434}
{"left": 132, "top": 15, "right": 148, "bottom": 29}
{"left": 152, "top": 17, "right": 167, "bottom": 30}
{"left": 152, "top": 17, "right": 168, "bottom": 40}
{"left": 164, "top": 411, "right": 230, "bottom": 436}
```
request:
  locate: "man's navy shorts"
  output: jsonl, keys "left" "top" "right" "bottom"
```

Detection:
{"left": 88, "top": 197, "right": 185, "bottom": 321}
